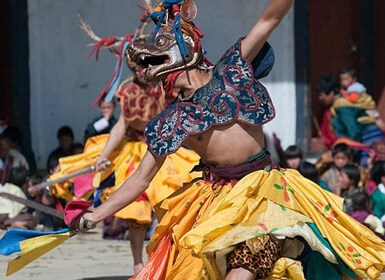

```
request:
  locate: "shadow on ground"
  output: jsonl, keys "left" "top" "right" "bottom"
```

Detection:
{"left": 80, "top": 277, "right": 131, "bottom": 280}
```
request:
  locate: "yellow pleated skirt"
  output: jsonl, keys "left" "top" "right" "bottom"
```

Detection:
{"left": 49, "top": 134, "right": 200, "bottom": 224}
{"left": 135, "top": 167, "right": 385, "bottom": 280}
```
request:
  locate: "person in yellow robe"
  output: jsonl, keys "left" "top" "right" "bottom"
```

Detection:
{"left": 95, "top": 69, "right": 199, "bottom": 274}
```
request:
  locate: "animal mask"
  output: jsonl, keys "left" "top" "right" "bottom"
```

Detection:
{"left": 126, "top": 29, "right": 203, "bottom": 83}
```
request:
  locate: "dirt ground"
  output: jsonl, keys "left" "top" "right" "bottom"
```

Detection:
{"left": 0, "top": 225, "right": 143, "bottom": 280}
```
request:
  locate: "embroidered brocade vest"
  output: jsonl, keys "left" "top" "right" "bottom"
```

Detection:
{"left": 145, "top": 39, "right": 276, "bottom": 156}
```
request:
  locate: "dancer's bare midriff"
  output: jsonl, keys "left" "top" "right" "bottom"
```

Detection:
{"left": 184, "top": 122, "right": 265, "bottom": 167}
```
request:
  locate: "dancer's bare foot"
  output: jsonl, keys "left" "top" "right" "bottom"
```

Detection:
{"left": 134, "top": 263, "right": 143, "bottom": 275}
{"left": 127, "top": 263, "right": 143, "bottom": 280}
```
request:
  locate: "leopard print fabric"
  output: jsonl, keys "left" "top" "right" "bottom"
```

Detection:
{"left": 227, "top": 235, "right": 283, "bottom": 279}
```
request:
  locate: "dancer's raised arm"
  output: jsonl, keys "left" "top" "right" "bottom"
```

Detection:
{"left": 242, "top": 0, "right": 293, "bottom": 62}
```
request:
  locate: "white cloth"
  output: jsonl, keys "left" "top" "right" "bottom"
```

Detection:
{"left": 0, "top": 183, "right": 27, "bottom": 218}
{"left": 273, "top": 223, "right": 337, "bottom": 264}
{"left": 9, "top": 149, "right": 29, "bottom": 170}
{"left": 93, "top": 118, "right": 109, "bottom": 132}
{"left": 347, "top": 81, "right": 366, "bottom": 94}
{"left": 378, "top": 183, "right": 385, "bottom": 195}
{"left": 364, "top": 214, "right": 385, "bottom": 235}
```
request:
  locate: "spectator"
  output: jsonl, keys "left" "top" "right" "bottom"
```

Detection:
{"left": 339, "top": 66, "right": 366, "bottom": 103}
{"left": 298, "top": 161, "right": 332, "bottom": 192}
{"left": 2, "top": 125, "right": 37, "bottom": 175}
{"left": 84, "top": 99, "right": 117, "bottom": 141}
{"left": 283, "top": 145, "right": 303, "bottom": 169}
{"left": 321, "top": 143, "right": 352, "bottom": 194}
{"left": 316, "top": 76, "right": 384, "bottom": 167}
{"left": 46, "top": 126, "right": 74, "bottom": 172}
{"left": 0, "top": 134, "right": 29, "bottom": 184}
{"left": 368, "top": 161, "right": 385, "bottom": 222}
{"left": 348, "top": 191, "right": 385, "bottom": 239}
{"left": 0, "top": 167, "right": 37, "bottom": 229}
{"left": 315, "top": 76, "right": 339, "bottom": 149}
{"left": 339, "top": 164, "right": 362, "bottom": 212}
{"left": 367, "top": 141, "right": 385, "bottom": 170}
{"left": 25, "top": 173, "right": 44, "bottom": 201}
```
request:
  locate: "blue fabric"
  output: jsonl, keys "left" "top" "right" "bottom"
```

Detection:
{"left": 360, "top": 125, "right": 385, "bottom": 167}
{"left": 163, "top": 0, "right": 184, "bottom": 8}
{"left": 145, "top": 38, "right": 275, "bottom": 156}
{"left": 99, "top": 173, "right": 115, "bottom": 190}
{"left": 104, "top": 41, "right": 130, "bottom": 103}
{"left": 173, "top": 14, "right": 189, "bottom": 57}
{"left": 93, "top": 173, "right": 115, "bottom": 207}
{"left": 150, "top": 12, "right": 166, "bottom": 42}
{"left": 93, "top": 188, "right": 103, "bottom": 207}
{"left": 318, "top": 180, "right": 332, "bottom": 192}
{"left": 0, "top": 228, "right": 69, "bottom": 256}
{"left": 252, "top": 42, "right": 275, "bottom": 79}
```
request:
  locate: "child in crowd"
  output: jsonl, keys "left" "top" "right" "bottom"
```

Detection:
{"left": 321, "top": 143, "right": 352, "bottom": 194}
{"left": 84, "top": 99, "right": 117, "bottom": 141}
{"left": 339, "top": 66, "right": 366, "bottom": 103}
{"left": 2, "top": 125, "right": 37, "bottom": 174}
{"left": 348, "top": 191, "right": 385, "bottom": 239}
{"left": 0, "top": 134, "right": 29, "bottom": 184}
{"left": 0, "top": 167, "right": 37, "bottom": 229}
{"left": 339, "top": 67, "right": 385, "bottom": 136}
{"left": 339, "top": 164, "right": 362, "bottom": 212}
{"left": 368, "top": 161, "right": 385, "bottom": 221}
{"left": 369, "top": 141, "right": 385, "bottom": 169}
{"left": 283, "top": 145, "right": 303, "bottom": 169}
{"left": 298, "top": 161, "right": 332, "bottom": 192}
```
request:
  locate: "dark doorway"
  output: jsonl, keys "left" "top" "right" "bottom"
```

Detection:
{"left": 374, "top": 0, "right": 385, "bottom": 105}
{"left": 296, "top": 0, "right": 385, "bottom": 152}
{"left": 0, "top": 1, "right": 12, "bottom": 119}
{"left": 308, "top": 0, "right": 361, "bottom": 144}
{"left": 0, "top": 0, "right": 31, "bottom": 147}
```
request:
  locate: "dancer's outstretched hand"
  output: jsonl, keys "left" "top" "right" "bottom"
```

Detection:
{"left": 64, "top": 200, "right": 96, "bottom": 233}
{"left": 95, "top": 157, "right": 110, "bottom": 171}
{"left": 75, "top": 212, "right": 97, "bottom": 233}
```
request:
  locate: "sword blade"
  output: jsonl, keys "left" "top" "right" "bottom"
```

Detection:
{"left": 40, "top": 166, "right": 96, "bottom": 189}
{"left": 0, "top": 192, "right": 64, "bottom": 219}
{"left": 30, "top": 160, "right": 111, "bottom": 191}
